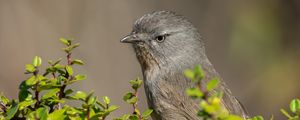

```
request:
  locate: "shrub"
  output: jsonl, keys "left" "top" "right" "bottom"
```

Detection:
{"left": 0, "top": 38, "right": 152, "bottom": 120}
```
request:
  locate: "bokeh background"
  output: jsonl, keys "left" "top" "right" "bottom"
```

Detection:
{"left": 0, "top": 0, "right": 299, "bottom": 119}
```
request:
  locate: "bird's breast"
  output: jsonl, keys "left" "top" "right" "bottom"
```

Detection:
{"left": 143, "top": 69, "right": 200, "bottom": 120}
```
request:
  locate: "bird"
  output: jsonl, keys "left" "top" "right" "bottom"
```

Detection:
{"left": 121, "top": 11, "right": 248, "bottom": 120}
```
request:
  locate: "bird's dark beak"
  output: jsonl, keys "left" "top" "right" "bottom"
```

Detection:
{"left": 120, "top": 34, "right": 144, "bottom": 43}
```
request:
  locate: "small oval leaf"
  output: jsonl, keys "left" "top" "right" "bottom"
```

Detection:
{"left": 33, "top": 56, "right": 42, "bottom": 67}
{"left": 290, "top": 98, "right": 300, "bottom": 113}
{"left": 142, "top": 109, "right": 153, "bottom": 118}
{"left": 5, "top": 102, "right": 19, "bottom": 119}
{"left": 65, "top": 65, "right": 73, "bottom": 76}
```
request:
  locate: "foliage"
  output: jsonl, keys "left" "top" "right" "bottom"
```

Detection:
{"left": 0, "top": 38, "right": 152, "bottom": 120}
{"left": 280, "top": 98, "right": 300, "bottom": 120}
{"left": 185, "top": 65, "right": 300, "bottom": 120}
{"left": 184, "top": 65, "right": 244, "bottom": 120}
{"left": 0, "top": 39, "right": 298, "bottom": 120}
{"left": 114, "top": 78, "right": 153, "bottom": 120}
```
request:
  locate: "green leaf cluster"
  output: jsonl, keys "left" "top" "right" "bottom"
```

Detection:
{"left": 185, "top": 65, "right": 300, "bottom": 120}
{"left": 185, "top": 65, "right": 244, "bottom": 120}
{"left": 0, "top": 38, "right": 153, "bottom": 120}
{"left": 279, "top": 98, "right": 300, "bottom": 120}
{"left": 116, "top": 78, "right": 153, "bottom": 120}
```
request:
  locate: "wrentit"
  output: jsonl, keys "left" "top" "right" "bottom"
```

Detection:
{"left": 121, "top": 11, "right": 247, "bottom": 120}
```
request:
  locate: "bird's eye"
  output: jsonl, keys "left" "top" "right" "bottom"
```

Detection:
{"left": 155, "top": 35, "right": 166, "bottom": 43}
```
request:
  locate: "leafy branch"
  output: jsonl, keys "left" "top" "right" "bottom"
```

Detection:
{"left": 0, "top": 38, "right": 150, "bottom": 120}
{"left": 115, "top": 78, "right": 153, "bottom": 120}
{"left": 185, "top": 65, "right": 243, "bottom": 120}
{"left": 185, "top": 65, "right": 300, "bottom": 120}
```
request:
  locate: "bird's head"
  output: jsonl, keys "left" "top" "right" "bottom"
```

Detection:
{"left": 121, "top": 11, "right": 206, "bottom": 70}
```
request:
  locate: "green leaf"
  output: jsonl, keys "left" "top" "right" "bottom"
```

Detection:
{"left": 19, "top": 100, "right": 36, "bottom": 110}
{"left": 33, "top": 56, "right": 42, "bottom": 67}
{"left": 38, "top": 84, "right": 61, "bottom": 91}
{"left": 42, "top": 88, "right": 60, "bottom": 100}
{"left": 70, "top": 43, "right": 80, "bottom": 50}
{"left": 72, "top": 91, "right": 87, "bottom": 101}
{"left": 25, "top": 64, "right": 35, "bottom": 73}
{"left": 48, "top": 109, "right": 67, "bottom": 120}
{"left": 186, "top": 87, "right": 203, "bottom": 98}
{"left": 142, "top": 109, "right": 153, "bottom": 118}
{"left": 206, "top": 78, "right": 219, "bottom": 91}
{"left": 71, "top": 59, "right": 84, "bottom": 65}
{"left": 5, "top": 102, "right": 19, "bottom": 119}
{"left": 194, "top": 65, "right": 205, "bottom": 80}
{"left": 86, "top": 92, "right": 94, "bottom": 102}
{"left": 65, "top": 106, "right": 82, "bottom": 116}
{"left": 280, "top": 109, "right": 293, "bottom": 119}
{"left": 59, "top": 38, "right": 71, "bottom": 46}
{"left": 290, "top": 98, "right": 300, "bottom": 113}
{"left": 18, "top": 89, "right": 32, "bottom": 101}
{"left": 129, "top": 78, "right": 142, "bottom": 90}
{"left": 0, "top": 95, "right": 9, "bottom": 105}
{"left": 75, "top": 74, "right": 86, "bottom": 81}
{"left": 210, "top": 97, "right": 221, "bottom": 107}
{"left": 37, "top": 75, "right": 46, "bottom": 81}
{"left": 36, "top": 107, "right": 48, "bottom": 120}
{"left": 63, "top": 43, "right": 80, "bottom": 53}
{"left": 62, "top": 47, "right": 71, "bottom": 53}
{"left": 54, "top": 64, "right": 65, "bottom": 69}
{"left": 184, "top": 69, "right": 195, "bottom": 81}
{"left": 48, "top": 58, "right": 62, "bottom": 66}
{"left": 200, "top": 101, "right": 216, "bottom": 114}
{"left": 127, "top": 97, "right": 137, "bottom": 104}
{"left": 116, "top": 114, "right": 130, "bottom": 120}
{"left": 134, "top": 109, "right": 141, "bottom": 116}
{"left": 123, "top": 92, "right": 133, "bottom": 101}
{"left": 224, "top": 115, "right": 244, "bottom": 120}
{"left": 129, "top": 115, "right": 139, "bottom": 120}
{"left": 96, "top": 101, "right": 106, "bottom": 109}
{"left": 123, "top": 92, "right": 137, "bottom": 104}
{"left": 48, "top": 99, "right": 65, "bottom": 104}
{"left": 25, "top": 76, "right": 38, "bottom": 86}
{"left": 53, "top": 58, "right": 62, "bottom": 65}
{"left": 65, "top": 75, "right": 86, "bottom": 85}
{"left": 57, "top": 76, "right": 67, "bottom": 83}
{"left": 270, "top": 115, "right": 274, "bottom": 120}
{"left": 19, "top": 80, "right": 30, "bottom": 90}
{"left": 87, "top": 96, "right": 96, "bottom": 105}
{"left": 249, "top": 116, "right": 264, "bottom": 120}
{"left": 103, "top": 96, "right": 110, "bottom": 105}
{"left": 66, "top": 65, "right": 73, "bottom": 76}
{"left": 90, "top": 113, "right": 103, "bottom": 120}
{"left": 107, "top": 105, "right": 119, "bottom": 112}
{"left": 64, "top": 89, "right": 73, "bottom": 95}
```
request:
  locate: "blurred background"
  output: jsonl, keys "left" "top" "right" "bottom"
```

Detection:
{"left": 0, "top": 0, "right": 299, "bottom": 119}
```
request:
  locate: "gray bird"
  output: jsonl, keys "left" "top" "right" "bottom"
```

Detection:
{"left": 121, "top": 11, "right": 247, "bottom": 120}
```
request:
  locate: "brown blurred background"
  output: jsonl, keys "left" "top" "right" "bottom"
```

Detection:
{"left": 0, "top": 0, "right": 299, "bottom": 119}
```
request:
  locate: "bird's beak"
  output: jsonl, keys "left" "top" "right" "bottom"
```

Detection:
{"left": 120, "top": 34, "right": 144, "bottom": 43}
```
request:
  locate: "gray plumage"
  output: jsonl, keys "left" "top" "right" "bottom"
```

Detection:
{"left": 121, "top": 11, "right": 248, "bottom": 120}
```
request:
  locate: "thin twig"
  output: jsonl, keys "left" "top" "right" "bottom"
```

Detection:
{"left": 0, "top": 101, "right": 7, "bottom": 113}
{"left": 33, "top": 69, "right": 40, "bottom": 108}
{"left": 196, "top": 80, "right": 216, "bottom": 119}
{"left": 132, "top": 88, "right": 142, "bottom": 120}
{"left": 52, "top": 72, "right": 56, "bottom": 79}
{"left": 87, "top": 107, "right": 90, "bottom": 120}
{"left": 67, "top": 53, "right": 72, "bottom": 65}
{"left": 57, "top": 52, "right": 72, "bottom": 109}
